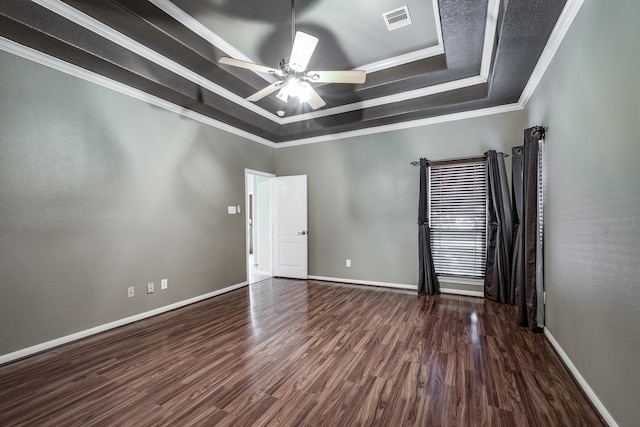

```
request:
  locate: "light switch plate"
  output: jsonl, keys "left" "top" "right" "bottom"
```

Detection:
{"left": 228, "top": 206, "right": 237, "bottom": 214}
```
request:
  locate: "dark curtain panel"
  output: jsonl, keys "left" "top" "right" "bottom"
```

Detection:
{"left": 418, "top": 158, "right": 439, "bottom": 294}
{"left": 510, "top": 146, "right": 524, "bottom": 305}
{"left": 517, "top": 127, "right": 544, "bottom": 329}
{"left": 484, "top": 151, "right": 513, "bottom": 303}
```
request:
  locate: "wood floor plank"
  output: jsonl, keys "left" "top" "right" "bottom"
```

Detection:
{"left": 0, "top": 278, "right": 605, "bottom": 426}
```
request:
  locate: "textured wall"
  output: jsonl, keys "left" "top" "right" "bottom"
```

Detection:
{"left": 525, "top": 0, "right": 640, "bottom": 425}
{"left": 0, "top": 51, "right": 275, "bottom": 356}
{"left": 276, "top": 111, "right": 522, "bottom": 287}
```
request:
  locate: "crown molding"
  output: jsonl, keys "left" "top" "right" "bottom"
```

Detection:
{"left": 0, "top": 35, "right": 520, "bottom": 149}
{"left": 153, "top": 0, "right": 445, "bottom": 76}
{"left": 3, "top": 0, "right": 583, "bottom": 148}
{"left": 481, "top": 0, "right": 501, "bottom": 78}
{"left": 148, "top": 0, "right": 277, "bottom": 85}
{"left": 281, "top": 0, "right": 499, "bottom": 123}
{"left": 32, "top": 0, "right": 496, "bottom": 125}
{"left": 1, "top": 34, "right": 518, "bottom": 150}
{"left": 359, "top": 44, "right": 444, "bottom": 74}
{"left": 279, "top": 75, "right": 487, "bottom": 124}
{"left": 277, "top": 103, "right": 524, "bottom": 148}
{"left": 0, "top": 36, "right": 277, "bottom": 148}
{"left": 148, "top": 0, "right": 254, "bottom": 63}
{"left": 31, "top": 0, "right": 281, "bottom": 123}
{"left": 432, "top": 0, "right": 445, "bottom": 47}
{"left": 519, "top": 0, "right": 584, "bottom": 107}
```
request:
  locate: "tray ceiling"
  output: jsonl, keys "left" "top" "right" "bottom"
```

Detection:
{"left": 0, "top": 0, "right": 568, "bottom": 145}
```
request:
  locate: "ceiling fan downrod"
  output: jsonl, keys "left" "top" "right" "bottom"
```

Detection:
{"left": 291, "top": 0, "right": 296, "bottom": 49}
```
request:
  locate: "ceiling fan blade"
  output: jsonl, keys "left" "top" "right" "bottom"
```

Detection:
{"left": 246, "top": 81, "right": 283, "bottom": 102}
{"left": 303, "top": 84, "right": 326, "bottom": 110}
{"left": 307, "top": 70, "right": 367, "bottom": 84}
{"left": 219, "top": 57, "right": 281, "bottom": 75}
{"left": 289, "top": 31, "right": 318, "bottom": 71}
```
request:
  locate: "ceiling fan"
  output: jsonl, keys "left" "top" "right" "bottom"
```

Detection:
{"left": 218, "top": 0, "right": 367, "bottom": 110}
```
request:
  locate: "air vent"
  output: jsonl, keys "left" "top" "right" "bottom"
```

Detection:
{"left": 383, "top": 5, "right": 412, "bottom": 31}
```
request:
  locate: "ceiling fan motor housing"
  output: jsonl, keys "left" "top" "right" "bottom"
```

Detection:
{"left": 279, "top": 58, "right": 310, "bottom": 82}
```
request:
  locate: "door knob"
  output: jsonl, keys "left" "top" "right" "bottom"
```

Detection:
{"left": 298, "top": 231, "right": 307, "bottom": 235}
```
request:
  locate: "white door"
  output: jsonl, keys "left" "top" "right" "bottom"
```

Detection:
{"left": 271, "top": 175, "right": 308, "bottom": 279}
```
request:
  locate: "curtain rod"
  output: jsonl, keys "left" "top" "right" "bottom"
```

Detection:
{"left": 410, "top": 152, "right": 509, "bottom": 166}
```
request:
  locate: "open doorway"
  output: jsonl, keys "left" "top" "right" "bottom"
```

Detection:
{"left": 245, "top": 169, "right": 275, "bottom": 284}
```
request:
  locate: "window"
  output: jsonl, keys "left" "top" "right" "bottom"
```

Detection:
{"left": 429, "top": 159, "right": 487, "bottom": 278}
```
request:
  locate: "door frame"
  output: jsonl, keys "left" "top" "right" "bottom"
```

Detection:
{"left": 245, "top": 169, "right": 275, "bottom": 284}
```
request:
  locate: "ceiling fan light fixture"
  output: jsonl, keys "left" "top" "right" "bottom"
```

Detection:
{"left": 276, "top": 76, "right": 310, "bottom": 103}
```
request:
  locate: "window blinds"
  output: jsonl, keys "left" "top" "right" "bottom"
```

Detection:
{"left": 429, "top": 160, "right": 487, "bottom": 278}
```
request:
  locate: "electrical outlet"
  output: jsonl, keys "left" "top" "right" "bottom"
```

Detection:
{"left": 346, "top": 259, "right": 351, "bottom": 267}
{"left": 147, "top": 282, "right": 154, "bottom": 294}
{"left": 127, "top": 287, "right": 135, "bottom": 298}
{"left": 161, "top": 278, "right": 168, "bottom": 290}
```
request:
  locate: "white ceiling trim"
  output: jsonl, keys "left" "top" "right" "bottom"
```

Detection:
{"left": 0, "top": 35, "right": 522, "bottom": 151}
{"left": 31, "top": 0, "right": 280, "bottom": 123}
{"left": 4, "top": 0, "right": 584, "bottom": 148}
{"left": 279, "top": 75, "right": 486, "bottom": 124}
{"left": 280, "top": 0, "right": 499, "bottom": 124}
{"left": 0, "top": 35, "right": 524, "bottom": 151}
{"left": 481, "top": 0, "right": 501, "bottom": 78}
{"left": 432, "top": 0, "right": 445, "bottom": 47}
{"left": 360, "top": 44, "right": 444, "bottom": 74}
{"left": 148, "top": 0, "right": 253, "bottom": 63}
{"left": 0, "top": 36, "right": 277, "bottom": 148}
{"left": 519, "top": 0, "right": 584, "bottom": 107}
{"left": 31, "top": 0, "right": 497, "bottom": 126}
{"left": 148, "top": 0, "right": 277, "bottom": 85}
{"left": 276, "top": 104, "right": 524, "bottom": 148}
{"left": 154, "top": 0, "right": 445, "bottom": 76}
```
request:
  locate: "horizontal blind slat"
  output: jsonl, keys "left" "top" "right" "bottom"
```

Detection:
{"left": 429, "top": 159, "right": 487, "bottom": 278}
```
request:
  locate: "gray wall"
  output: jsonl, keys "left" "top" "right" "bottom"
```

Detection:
{"left": 525, "top": 0, "right": 640, "bottom": 425}
{"left": 276, "top": 111, "right": 522, "bottom": 288}
{"left": 0, "top": 51, "right": 275, "bottom": 356}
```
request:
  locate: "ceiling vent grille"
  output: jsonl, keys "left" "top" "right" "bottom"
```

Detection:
{"left": 383, "top": 5, "right": 412, "bottom": 31}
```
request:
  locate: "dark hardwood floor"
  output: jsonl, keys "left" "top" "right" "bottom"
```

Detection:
{"left": 0, "top": 279, "right": 604, "bottom": 426}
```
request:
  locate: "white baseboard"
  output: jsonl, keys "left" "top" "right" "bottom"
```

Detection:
{"left": 308, "top": 275, "right": 416, "bottom": 291}
{"left": 0, "top": 281, "right": 248, "bottom": 365}
{"left": 544, "top": 328, "right": 618, "bottom": 427}
{"left": 308, "top": 275, "right": 484, "bottom": 297}
{"left": 439, "top": 288, "right": 484, "bottom": 297}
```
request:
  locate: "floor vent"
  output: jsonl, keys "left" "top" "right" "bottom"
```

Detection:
{"left": 383, "top": 5, "right": 412, "bottom": 31}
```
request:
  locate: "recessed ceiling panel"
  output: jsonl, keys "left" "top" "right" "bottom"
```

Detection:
{"left": 0, "top": 0, "right": 571, "bottom": 144}
{"left": 168, "top": 0, "right": 441, "bottom": 70}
